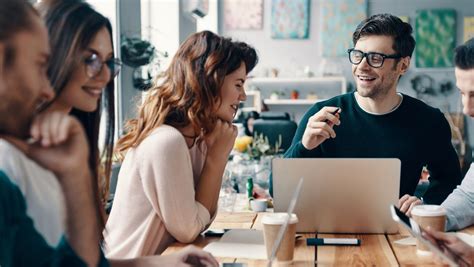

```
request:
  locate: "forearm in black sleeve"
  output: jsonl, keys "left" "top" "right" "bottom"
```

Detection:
{"left": 284, "top": 106, "right": 322, "bottom": 158}
{"left": 423, "top": 116, "right": 462, "bottom": 204}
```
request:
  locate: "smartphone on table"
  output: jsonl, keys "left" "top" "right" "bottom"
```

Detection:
{"left": 390, "top": 205, "right": 463, "bottom": 267}
{"left": 203, "top": 228, "right": 229, "bottom": 237}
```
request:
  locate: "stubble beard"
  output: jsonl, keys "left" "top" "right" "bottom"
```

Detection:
{"left": 356, "top": 76, "right": 397, "bottom": 101}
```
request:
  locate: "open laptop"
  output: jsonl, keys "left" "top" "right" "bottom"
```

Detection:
{"left": 272, "top": 158, "right": 401, "bottom": 234}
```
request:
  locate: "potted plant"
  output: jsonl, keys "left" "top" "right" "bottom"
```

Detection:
{"left": 270, "top": 91, "right": 284, "bottom": 100}
{"left": 121, "top": 35, "right": 168, "bottom": 91}
{"left": 290, "top": 89, "right": 299, "bottom": 99}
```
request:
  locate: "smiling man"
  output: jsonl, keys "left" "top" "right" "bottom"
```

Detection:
{"left": 284, "top": 13, "right": 461, "bottom": 207}
{"left": 413, "top": 38, "right": 474, "bottom": 267}
{"left": 439, "top": 37, "right": 474, "bottom": 231}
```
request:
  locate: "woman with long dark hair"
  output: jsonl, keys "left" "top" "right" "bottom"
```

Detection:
{"left": 42, "top": 1, "right": 220, "bottom": 264}
{"left": 0, "top": 0, "right": 115, "bottom": 245}
{"left": 39, "top": 0, "right": 117, "bottom": 226}
{"left": 0, "top": 0, "right": 220, "bottom": 265}
{"left": 105, "top": 30, "right": 258, "bottom": 257}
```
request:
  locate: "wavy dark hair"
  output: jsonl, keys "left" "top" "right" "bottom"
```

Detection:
{"left": 117, "top": 31, "right": 258, "bottom": 154}
{"left": 353, "top": 13, "right": 416, "bottom": 58}
{"left": 455, "top": 38, "right": 474, "bottom": 70}
{"left": 38, "top": 0, "right": 115, "bottom": 231}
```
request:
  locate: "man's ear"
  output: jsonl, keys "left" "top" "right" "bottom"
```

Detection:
{"left": 399, "top": 56, "right": 411, "bottom": 75}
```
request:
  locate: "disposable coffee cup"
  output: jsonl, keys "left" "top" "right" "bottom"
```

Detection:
{"left": 411, "top": 205, "right": 446, "bottom": 255}
{"left": 261, "top": 213, "right": 298, "bottom": 263}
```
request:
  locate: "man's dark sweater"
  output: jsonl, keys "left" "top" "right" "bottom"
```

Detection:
{"left": 0, "top": 170, "right": 85, "bottom": 267}
{"left": 284, "top": 92, "right": 462, "bottom": 204}
{"left": 0, "top": 170, "right": 109, "bottom": 267}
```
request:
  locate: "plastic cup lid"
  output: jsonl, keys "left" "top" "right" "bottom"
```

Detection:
{"left": 411, "top": 205, "right": 446, "bottom": 217}
{"left": 262, "top": 212, "right": 298, "bottom": 225}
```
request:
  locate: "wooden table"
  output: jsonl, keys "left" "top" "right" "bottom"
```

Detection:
{"left": 163, "top": 212, "right": 474, "bottom": 266}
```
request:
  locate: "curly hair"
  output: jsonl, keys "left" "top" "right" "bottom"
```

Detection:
{"left": 117, "top": 31, "right": 258, "bottom": 155}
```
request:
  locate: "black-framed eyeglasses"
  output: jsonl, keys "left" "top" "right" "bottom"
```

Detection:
{"left": 84, "top": 53, "right": 122, "bottom": 79}
{"left": 347, "top": 48, "right": 402, "bottom": 68}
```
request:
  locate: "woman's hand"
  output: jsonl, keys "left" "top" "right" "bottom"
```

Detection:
{"left": 197, "top": 120, "right": 237, "bottom": 215}
{"left": 205, "top": 119, "right": 237, "bottom": 160}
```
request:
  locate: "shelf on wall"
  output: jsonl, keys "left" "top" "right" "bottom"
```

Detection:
{"left": 246, "top": 76, "right": 347, "bottom": 96}
{"left": 244, "top": 76, "right": 347, "bottom": 124}
{"left": 248, "top": 76, "right": 346, "bottom": 84}
{"left": 263, "top": 99, "right": 326, "bottom": 105}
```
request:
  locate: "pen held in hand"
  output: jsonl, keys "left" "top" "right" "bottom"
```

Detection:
{"left": 324, "top": 108, "right": 340, "bottom": 123}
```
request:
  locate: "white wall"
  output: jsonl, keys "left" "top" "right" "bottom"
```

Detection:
{"left": 220, "top": 0, "right": 326, "bottom": 79}
{"left": 221, "top": 0, "right": 474, "bottom": 146}
{"left": 118, "top": 0, "right": 142, "bottom": 131}
{"left": 197, "top": 0, "right": 218, "bottom": 33}
{"left": 141, "top": 0, "right": 180, "bottom": 69}
{"left": 221, "top": 0, "right": 474, "bottom": 95}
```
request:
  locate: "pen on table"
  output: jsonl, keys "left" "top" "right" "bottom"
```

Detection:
{"left": 306, "top": 238, "right": 361, "bottom": 246}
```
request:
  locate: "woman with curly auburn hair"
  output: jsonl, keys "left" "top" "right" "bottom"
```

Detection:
{"left": 105, "top": 30, "right": 258, "bottom": 257}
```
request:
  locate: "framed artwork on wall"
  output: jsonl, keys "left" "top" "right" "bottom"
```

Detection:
{"left": 271, "top": 0, "right": 310, "bottom": 39}
{"left": 223, "top": 0, "right": 263, "bottom": 30}
{"left": 320, "top": 0, "right": 367, "bottom": 57}
{"left": 415, "top": 9, "right": 456, "bottom": 68}
{"left": 464, "top": 16, "right": 474, "bottom": 42}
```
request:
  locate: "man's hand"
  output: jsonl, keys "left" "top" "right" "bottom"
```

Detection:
{"left": 2, "top": 113, "right": 102, "bottom": 265}
{"left": 119, "top": 245, "right": 219, "bottom": 267}
{"left": 423, "top": 227, "right": 473, "bottom": 267}
{"left": 139, "top": 245, "right": 219, "bottom": 267}
{"left": 301, "top": 106, "right": 340, "bottom": 150}
{"left": 3, "top": 112, "right": 100, "bottom": 266}
{"left": 25, "top": 112, "right": 89, "bottom": 179}
{"left": 398, "top": 194, "right": 422, "bottom": 216}
{"left": 174, "top": 245, "right": 219, "bottom": 267}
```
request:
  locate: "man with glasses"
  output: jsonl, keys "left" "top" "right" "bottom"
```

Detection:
{"left": 285, "top": 13, "right": 461, "bottom": 210}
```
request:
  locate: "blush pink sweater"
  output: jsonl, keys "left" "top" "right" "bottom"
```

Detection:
{"left": 104, "top": 125, "right": 212, "bottom": 258}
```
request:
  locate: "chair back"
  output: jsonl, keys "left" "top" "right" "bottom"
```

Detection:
{"left": 253, "top": 112, "right": 297, "bottom": 152}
